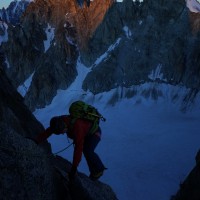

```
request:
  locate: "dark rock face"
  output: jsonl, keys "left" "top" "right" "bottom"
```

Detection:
{"left": 0, "top": 67, "right": 45, "bottom": 138}
{"left": 0, "top": 124, "right": 56, "bottom": 200}
{"left": 2, "top": 0, "right": 113, "bottom": 111}
{"left": 0, "top": 65, "right": 55, "bottom": 199}
{"left": 82, "top": 0, "right": 200, "bottom": 95}
{"left": 171, "top": 150, "right": 200, "bottom": 200}
{"left": 2, "top": 0, "right": 199, "bottom": 111}
{"left": 53, "top": 156, "right": 118, "bottom": 200}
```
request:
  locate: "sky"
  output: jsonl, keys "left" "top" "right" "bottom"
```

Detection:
{"left": 0, "top": 0, "right": 34, "bottom": 9}
{"left": 0, "top": 0, "right": 13, "bottom": 9}
{"left": 25, "top": 57, "right": 200, "bottom": 200}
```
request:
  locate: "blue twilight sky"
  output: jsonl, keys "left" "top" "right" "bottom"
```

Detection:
{"left": 0, "top": 0, "right": 13, "bottom": 9}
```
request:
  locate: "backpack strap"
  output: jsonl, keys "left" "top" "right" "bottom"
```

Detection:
{"left": 88, "top": 118, "right": 99, "bottom": 135}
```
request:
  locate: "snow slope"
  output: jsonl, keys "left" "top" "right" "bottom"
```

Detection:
{"left": 33, "top": 58, "right": 200, "bottom": 200}
{"left": 186, "top": 0, "right": 200, "bottom": 13}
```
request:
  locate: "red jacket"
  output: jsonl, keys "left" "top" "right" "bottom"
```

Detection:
{"left": 35, "top": 115, "right": 93, "bottom": 168}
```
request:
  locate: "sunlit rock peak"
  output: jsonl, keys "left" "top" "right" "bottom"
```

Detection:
{"left": 23, "top": 0, "right": 114, "bottom": 48}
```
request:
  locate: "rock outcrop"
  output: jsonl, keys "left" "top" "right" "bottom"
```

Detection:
{"left": 1, "top": 0, "right": 199, "bottom": 111}
{"left": 82, "top": 0, "right": 200, "bottom": 96}
{"left": 0, "top": 0, "right": 30, "bottom": 25}
{"left": 171, "top": 150, "right": 200, "bottom": 200}
{"left": 1, "top": 0, "right": 114, "bottom": 111}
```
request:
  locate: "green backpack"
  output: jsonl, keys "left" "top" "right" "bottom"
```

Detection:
{"left": 69, "top": 101, "right": 106, "bottom": 135}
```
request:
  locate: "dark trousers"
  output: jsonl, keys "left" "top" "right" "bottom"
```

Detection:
{"left": 83, "top": 131, "right": 105, "bottom": 175}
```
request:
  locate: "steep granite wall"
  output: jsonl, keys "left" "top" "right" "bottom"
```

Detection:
{"left": 82, "top": 0, "right": 200, "bottom": 97}
{"left": 171, "top": 150, "right": 200, "bottom": 200}
{"left": 2, "top": 0, "right": 113, "bottom": 111}
{"left": 1, "top": 0, "right": 200, "bottom": 111}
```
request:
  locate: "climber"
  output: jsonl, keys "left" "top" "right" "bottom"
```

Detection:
{"left": 34, "top": 115, "right": 106, "bottom": 181}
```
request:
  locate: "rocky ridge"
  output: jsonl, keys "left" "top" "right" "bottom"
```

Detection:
{"left": 172, "top": 150, "right": 200, "bottom": 200}
{"left": 1, "top": 0, "right": 200, "bottom": 112}
{"left": 82, "top": 0, "right": 200, "bottom": 96}
{"left": 0, "top": 0, "right": 30, "bottom": 25}
{"left": 2, "top": 0, "right": 113, "bottom": 111}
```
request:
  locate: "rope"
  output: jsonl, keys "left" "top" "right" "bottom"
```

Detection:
{"left": 53, "top": 142, "right": 74, "bottom": 155}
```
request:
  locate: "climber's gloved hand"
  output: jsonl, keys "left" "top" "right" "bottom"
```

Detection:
{"left": 25, "top": 137, "right": 38, "bottom": 145}
{"left": 68, "top": 165, "right": 77, "bottom": 182}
